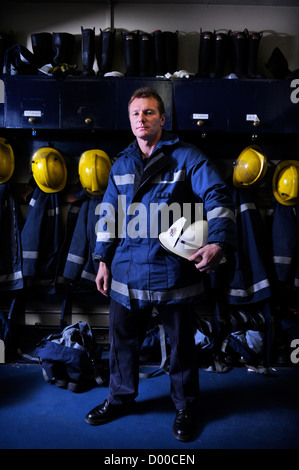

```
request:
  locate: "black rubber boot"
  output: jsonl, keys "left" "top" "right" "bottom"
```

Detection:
{"left": 153, "top": 30, "right": 165, "bottom": 76}
{"left": 81, "top": 27, "right": 95, "bottom": 76}
{"left": 31, "top": 32, "right": 53, "bottom": 67}
{"left": 248, "top": 31, "right": 262, "bottom": 78}
{"left": 265, "top": 46, "right": 291, "bottom": 79}
{"left": 212, "top": 32, "right": 228, "bottom": 78}
{"left": 52, "top": 32, "right": 75, "bottom": 65}
{"left": 230, "top": 29, "right": 248, "bottom": 77}
{"left": 139, "top": 32, "right": 152, "bottom": 77}
{"left": 122, "top": 31, "right": 139, "bottom": 76}
{"left": 197, "top": 31, "right": 214, "bottom": 78}
{"left": 163, "top": 31, "right": 178, "bottom": 75}
{"left": 0, "top": 31, "right": 13, "bottom": 73}
{"left": 98, "top": 29, "right": 115, "bottom": 75}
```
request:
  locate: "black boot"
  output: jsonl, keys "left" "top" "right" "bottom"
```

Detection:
{"left": 212, "top": 31, "right": 228, "bottom": 78}
{"left": 98, "top": 29, "right": 115, "bottom": 75}
{"left": 153, "top": 30, "right": 165, "bottom": 76}
{"left": 265, "top": 46, "right": 291, "bottom": 79}
{"left": 0, "top": 31, "right": 13, "bottom": 73}
{"left": 122, "top": 31, "right": 139, "bottom": 76}
{"left": 139, "top": 32, "right": 152, "bottom": 77}
{"left": 52, "top": 32, "right": 75, "bottom": 65}
{"left": 31, "top": 32, "right": 53, "bottom": 67}
{"left": 230, "top": 29, "right": 248, "bottom": 77}
{"left": 248, "top": 31, "right": 262, "bottom": 78}
{"left": 81, "top": 26, "right": 95, "bottom": 76}
{"left": 197, "top": 31, "right": 214, "bottom": 78}
{"left": 163, "top": 31, "right": 178, "bottom": 74}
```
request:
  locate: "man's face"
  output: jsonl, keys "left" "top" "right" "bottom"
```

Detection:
{"left": 129, "top": 97, "right": 165, "bottom": 142}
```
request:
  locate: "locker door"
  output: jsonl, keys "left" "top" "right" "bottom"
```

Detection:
{"left": 228, "top": 79, "right": 285, "bottom": 133}
{"left": 4, "top": 76, "right": 60, "bottom": 129}
{"left": 173, "top": 79, "right": 229, "bottom": 132}
{"left": 60, "top": 78, "right": 116, "bottom": 130}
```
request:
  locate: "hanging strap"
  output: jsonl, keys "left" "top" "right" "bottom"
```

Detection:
{"left": 139, "top": 324, "right": 169, "bottom": 378}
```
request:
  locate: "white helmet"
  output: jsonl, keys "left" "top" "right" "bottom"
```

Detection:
{"left": 158, "top": 217, "right": 208, "bottom": 261}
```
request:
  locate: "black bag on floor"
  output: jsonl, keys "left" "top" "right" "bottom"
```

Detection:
{"left": 36, "top": 321, "right": 103, "bottom": 392}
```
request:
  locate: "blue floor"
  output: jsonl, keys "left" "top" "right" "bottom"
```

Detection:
{"left": 1, "top": 362, "right": 299, "bottom": 453}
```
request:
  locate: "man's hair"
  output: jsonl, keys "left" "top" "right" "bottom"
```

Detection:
{"left": 128, "top": 87, "right": 166, "bottom": 116}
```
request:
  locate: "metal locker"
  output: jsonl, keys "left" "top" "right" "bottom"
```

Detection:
{"left": 227, "top": 79, "right": 285, "bottom": 133}
{"left": 173, "top": 79, "right": 229, "bottom": 132}
{"left": 60, "top": 78, "right": 116, "bottom": 130}
{"left": 4, "top": 76, "right": 60, "bottom": 129}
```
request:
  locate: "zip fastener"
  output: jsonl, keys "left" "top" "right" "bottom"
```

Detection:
{"left": 132, "top": 151, "right": 169, "bottom": 202}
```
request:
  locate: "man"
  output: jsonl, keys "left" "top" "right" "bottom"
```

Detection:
{"left": 85, "top": 87, "right": 235, "bottom": 441}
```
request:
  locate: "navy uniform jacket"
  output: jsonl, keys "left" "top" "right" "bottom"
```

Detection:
{"left": 272, "top": 201, "right": 299, "bottom": 291}
{"left": 219, "top": 186, "right": 272, "bottom": 304}
{"left": 94, "top": 131, "right": 236, "bottom": 310}
{"left": 0, "top": 183, "right": 23, "bottom": 291}
{"left": 63, "top": 193, "right": 102, "bottom": 290}
{"left": 21, "top": 186, "right": 63, "bottom": 287}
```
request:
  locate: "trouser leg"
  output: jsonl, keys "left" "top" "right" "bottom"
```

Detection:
{"left": 158, "top": 303, "right": 199, "bottom": 410}
{"left": 107, "top": 299, "right": 151, "bottom": 405}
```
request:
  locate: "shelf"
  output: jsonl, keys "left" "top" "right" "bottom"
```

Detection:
{"left": 7, "top": 0, "right": 299, "bottom": 5}
{"left": 1, "top": 75, "right": 298, "bottom": 134}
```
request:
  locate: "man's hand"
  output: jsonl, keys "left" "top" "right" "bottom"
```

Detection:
{"left": 95, "top": 261, "right": 111, "bottom": 296}
{"left": 188, "top": 244, "right": 224, "bottom": 273}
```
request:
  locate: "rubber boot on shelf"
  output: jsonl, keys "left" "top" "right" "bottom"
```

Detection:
{"left": 52, "top": 32, "right": 75, "bottom": 65}
{"left": 153, "top": 30, "right": 165, "bottom": 76}
{"left": 230, "top": 29, "right": 248, "bottom": 77}
{"left": 265, "top": 47, "right": 291, "bottom": 79}
{"left": 98, "top": 29, "right": 115, "bottom": 75}
{"left": 212, "top": 31, "right": 228, "bottom": 78}
{"left": 31, "top": 32, "right": 54, "bottom": 68}
{"left": 139, "top": 32, "right": 152, "bottom": 77}
{"left": 163, "top": 31, "right": 178, "bottom": 75}
{"left": 248, "top": 31, "right": 263, "bottom": 78}
{"left": 81, "top": 26, "right": 95, "bottom": 76}
{"left": 0, "top": 31, "right": 13, "bottom": 73}
{"left": 122, "top": 31, "right": 139, "bottom": 76}
{"left": 197, "top": 31, "right": 214, "bottom": 78}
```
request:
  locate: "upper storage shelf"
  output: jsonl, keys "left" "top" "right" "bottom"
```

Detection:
{"left": 7, "top": 0, "right": 299, "bottom": 4}
{"left": 1, "top": 75, "right": 298, "bottom": 134}
{"left": 1, "top": 76, "right": 173, "bottom": 131}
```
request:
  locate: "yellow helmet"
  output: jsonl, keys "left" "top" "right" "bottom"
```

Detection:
{"left": 272, "top": 160, "right": 299, "bottom": 206}
{"left": 0, "top": 138, "right": 14, "bottom": 184}
{"left": 233, "top": 145, "right": 267, "bottom": 188}
{"left": 31, "top": 147, "right": 67, "bottom": 193}
{"left": 79, "top": 149, "right": 111, "bottom": 195}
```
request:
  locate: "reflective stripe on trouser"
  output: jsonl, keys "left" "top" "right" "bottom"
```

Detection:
{"left": 107, "top": 298, "right": 199, "bottom": 410}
